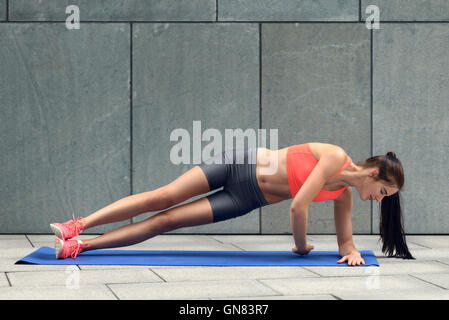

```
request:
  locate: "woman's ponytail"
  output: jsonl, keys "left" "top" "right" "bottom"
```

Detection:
{"left": 379, "top": 191, "right": 415, "bottom": 259}
{"left": 357, "top": 151, "right": 414, "bottom": 259}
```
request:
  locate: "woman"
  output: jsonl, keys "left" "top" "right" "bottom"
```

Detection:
{"left": 50, "top": 142, "right": 415, "bottom": 264}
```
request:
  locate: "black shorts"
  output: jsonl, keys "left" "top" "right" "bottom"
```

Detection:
{"left": 198, "top": 148, "right": 269, "bottom": 223}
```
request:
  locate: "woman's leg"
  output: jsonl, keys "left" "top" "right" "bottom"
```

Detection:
{"left": 82, "top": 196, "right": 214, "bottom": 251}
{"left": 81, "top": 166, "right": 211, "bottom": 230}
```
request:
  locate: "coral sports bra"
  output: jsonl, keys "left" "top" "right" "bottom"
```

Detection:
{"left": 286, "top": 143, "right": 353, "bottom": 202}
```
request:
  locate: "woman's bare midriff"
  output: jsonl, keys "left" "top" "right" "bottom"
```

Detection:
{"left": 256, "top": 143, "right": 352, "bottom": 205}
{"left": 255, "top": 147, "right": 291, "bottom": 205}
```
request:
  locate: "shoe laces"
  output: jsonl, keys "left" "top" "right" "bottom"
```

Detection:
{"left": 69, "top": 240, "right": 89, "bottom": 259}
{"left": 69, "top": 213, "right": 85, "bottom": 235}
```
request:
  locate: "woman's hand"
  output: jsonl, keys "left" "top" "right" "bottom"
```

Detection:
{"left": 292, "top": 244, "right": 314, "bottom": 255}
{"left": 337, "top": 250, "right": 365, "bottom": 266}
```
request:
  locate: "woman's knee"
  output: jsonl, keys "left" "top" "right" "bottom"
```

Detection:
{"left": 142, "top": 187, "right": 176, "bottom": 212}
{"left": 150, "top": 198, "right": 214, "bottom": 232}
{"left": 147, "top": 210, "right": 181, "bottom": 233}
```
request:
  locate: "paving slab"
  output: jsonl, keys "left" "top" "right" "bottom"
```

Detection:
{"left": 93, "top": 234, "right": 239, "bottom": 250}
{"left": 0, "top": 247, "right": 70, "bottom": 272}
{"left": 0, "top": 258, "right": 71, "bottom": 273}
{"left": 78, "top": 265, "right": 153, "bottom": 270}
{"left": 336, "top": 287, "right": 449, "bottom": 300}
{"left": 0, "top": 238, "right": 33, "bottom": 249}
{"left": 403, "top": 248, "right": 449, "bottom": 261}
{"left": 0, "top": 247, "right": 42, "bottom": 259}
{"left": 308, "top": 234, "right": 425, "bottom": 250}
{"left": 411, "top": 273, "right": 449, "bottom": 290}
{"left": 304, "top": 259, "right": 449, "bottom": 277}
{"left": 1, "top": 235, "right": 449, "bottom": 300}
{"left": 150, "top": 266, "right": 318, "bottom": 282}
{"left": 7, "top": 269, "right": 162, "bottom": 287}
{"left": 211, "top": 235, "right": 299, "bottom": 251}
{"left": 211, "top": 235, "right": 294, "bottom": 244}
{"left": 436, "top": 258, "right": 449, "bottom": 266}
{"left": 211, "top": 235, "right": 426, "bottom": 254}
{"left": 406, "top": 236, "right": 449, "bottom": 249}
{"left": 0, "top": 235, "right": 30, "bottom": 240}
{"left": 0, "top": 285, "right": 117, "bottom": 300}
{"left": 259, "top": 274, "right": 441, "bottom": 296}
{"left": 308, "top": 236, "right": 426, "bottom": 252}
{"left": 308, "top": 235, "right": 380, "bottom": 241}
{"left": 108, "top": 279, "right": 279, "bottom": 300}
{"left": 111, "top": 237, "right": 239, "bottom": 251}
{"left": 0, "top": 273, "right": 9, "bottom": 288}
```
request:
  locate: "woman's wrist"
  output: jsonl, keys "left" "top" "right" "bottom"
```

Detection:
{"left": 339, "top": 244, "right": 357, "bottom": 256}
{"left": 290, "top": 208, "right": 308, "bottom": 250}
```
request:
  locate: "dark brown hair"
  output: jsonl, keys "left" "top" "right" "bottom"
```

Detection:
{"left": 356, "top": 152, "right": 414, "bottom": 259}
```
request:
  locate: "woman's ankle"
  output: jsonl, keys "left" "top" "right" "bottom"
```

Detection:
{"left": 79, "top": 239, "right": 93, "bottom": 251}
{"left": 79, "top": 217, "right": 91, "bottom": 230}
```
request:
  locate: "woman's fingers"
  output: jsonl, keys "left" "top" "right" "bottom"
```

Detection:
{"left": 348, "top": 258, "right": 365, "bottom": 266}
{"left": 337, "top": 255, "right": 365, "bottom": 266}
{"left": 337, "top": 255, "right": 366, "bottom": 266}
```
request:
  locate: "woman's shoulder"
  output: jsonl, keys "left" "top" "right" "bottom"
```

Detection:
{"left": 308, "top": 142, "right": 347, "bottom": 161}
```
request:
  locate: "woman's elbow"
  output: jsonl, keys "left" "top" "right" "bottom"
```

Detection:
{"left": 290, "top": 204, "right": 308, "bottom": 214}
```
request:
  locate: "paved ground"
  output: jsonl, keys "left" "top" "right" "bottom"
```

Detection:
{"left": 1, "top": 234, "right": 449, "bottom": 300}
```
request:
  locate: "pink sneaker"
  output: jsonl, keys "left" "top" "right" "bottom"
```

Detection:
{"left": 55, "top": 238, "right": 90, "bottom": 259}
{"left": 50, "top": 216, "right": 85, "bottom": 240}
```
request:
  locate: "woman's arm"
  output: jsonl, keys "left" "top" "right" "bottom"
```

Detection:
{"left": 334, "top": 187, "right": 365, "bottom": 265}
{"left": 290, "top": 207, "right": 308, "bottom": 250}
{"left": 290, "top": 150, "right": 347, "bottom": 251}
{"left": 333, "top": 187, "right": 356, "bottom": 256}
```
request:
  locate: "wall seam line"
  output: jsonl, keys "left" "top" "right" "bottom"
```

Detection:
{"left": 359, "top": 0, "right": 362, "bottom": 22}
{"left": 259, "top": 22, "right": 262, "bottom": 235}
{"left": 130, "top": 22, "right": 133, "bottom": 226}
{"left": 370, "top": 27, "right": 374, "bottom": 235}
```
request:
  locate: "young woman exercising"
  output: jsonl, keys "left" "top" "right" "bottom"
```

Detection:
{"left": 50, "top": 142, "right": 415, "bottom": 264}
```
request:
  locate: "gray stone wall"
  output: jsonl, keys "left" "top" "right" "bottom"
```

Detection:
{"left": 1, "top": 1, "right": 448, "bottom": 234}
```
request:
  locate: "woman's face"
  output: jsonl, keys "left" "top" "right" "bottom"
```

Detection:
{"left": 360, "top": 169, "right": 399, "bottom": 202}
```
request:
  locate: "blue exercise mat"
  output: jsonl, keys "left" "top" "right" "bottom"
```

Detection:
{"left": 15, "top": 246, "right": 379, "bottom": 266}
